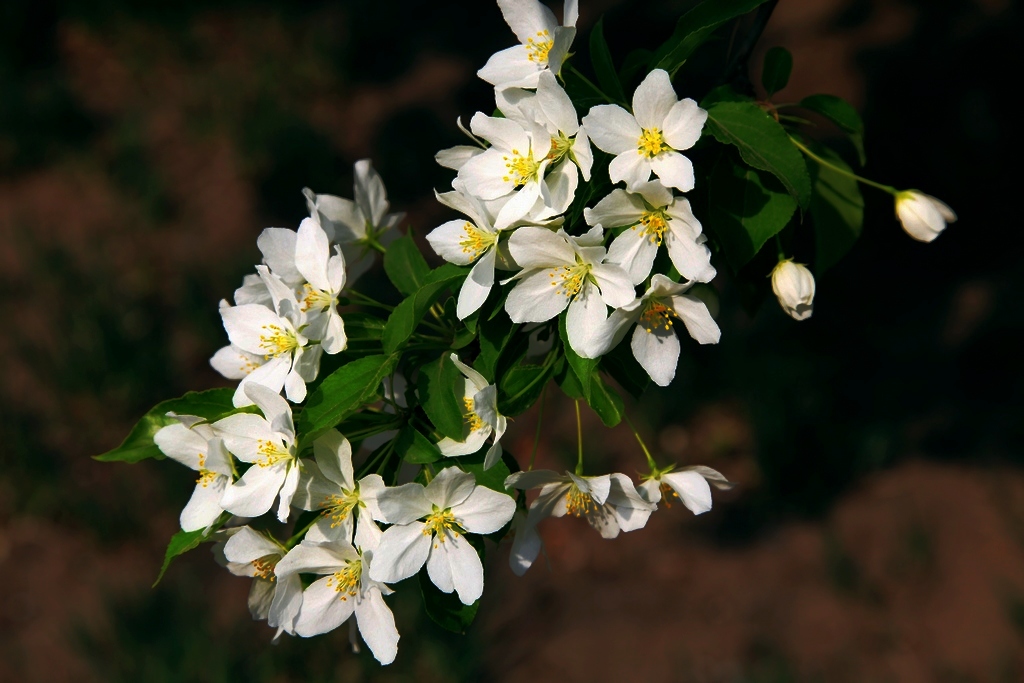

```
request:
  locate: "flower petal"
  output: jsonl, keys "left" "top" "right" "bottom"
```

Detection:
{"left": 632, "top": 69, "right": 677, "bottom": 130}
{"left": 606, "top": 225, "right": 659, "bottom": 285}
{"left": 662, "top": 98, "right": 707, "bottom": 151}
{"left": 631, "top": 320, "right": 680, "bottom": 386}
{"left": 354, "top": 588, "right": 400, "bottom": 665}
{"left": 368, "top": 522, "right": 432, "bottom": 583}
{"left": 294, "top": 576, "right": 356, "bottom": 637}
{"left": 663, "top": 470, "right": 713, "bottom": 515}
{"left": 424, "top": 467, "right": 476, "bottom": 509}
{"left": 505, "top": 269, "right": 573, "bottom": 323}
{"left": 582, "top": 105, "right": 641, "bottom": 155}
{"left": 453, "top": 486, "right": 516, "bottom": 534}
{"left": 584, "top": 189, "right": 644, "bottom": 228}
{"left": 180, "top": 477, "right": 228, "bottom": 532}
{"left": 457, "top": 247, "right": 496, "bottom": 319}
{"left": 650, "top": 151, "right": 695, "bottom": 192}
{"left": 313, "top": 429, "right": 354, "bottom": 489}
{"left": 257, "top": 228, "right": 302, "bottom": 285}
{"left": 669, "top": 294, "right": 721, "bottom": 344}
{"left": 609, "top": 150, "right": 652, "bottom": 189}
{"left": 376, "top": 483, "right": 432, "bottom": 525}
{"left": 295, "top": 217, "right": 332, "bottom": 292}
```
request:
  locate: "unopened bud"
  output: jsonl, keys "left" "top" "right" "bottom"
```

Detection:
{"left": 771, "top": 259, "right": 815, "bottom": 321}
{"left": 895, "top": 190, "right": 957, "bottom": 243}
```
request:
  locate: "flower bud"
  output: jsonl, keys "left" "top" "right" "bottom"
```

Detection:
{"left": 771, "top": 259, "right": 815, "bottom": 321}
{"left": 895, "top": 190, "right": 957, "bottom": 243}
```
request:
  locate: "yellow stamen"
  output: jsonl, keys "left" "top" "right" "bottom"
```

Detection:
{"left": 320, "top": 490, "right": 362, "bottom": 529}
{"left": 423, "top": 507, "right": 459, "bottom": 547}
{"left": 546, "top": 133, "right": 573, "bottom": 163}
{"left": 251, "top": 556, "right": 278, "bottom": 581}
{"left": 325, "top": 560, "right": 362, "bottom": 600}
{"left": 255, "top": 439, "right": 292, "bottom": 468}
{"left": 637, "top": 210, "right": 669, "bottom": 245}
{"left": 639, "top": 300, "right": 676, "bottom": 333}
{"left": 301, "top": 284, "right": 336, "bottom": 313}
{"left": 502, "top": 148, "right": 541, "bottom": 188}
{"left": 459, "top": 222, "right": 496, "bottom": 260}
{"left": 258, "top": 324, "right": 299, "bottom": 358}
{"left": 637, "top": 128, "right": 669, "bottom": 158}
{"left": 565, "top": 484, "right": 595, "bottom": 517}
{"left": 525, "top": 30, "right": 552, "bottom": 64}
{"left": 463, "top": 397, "right": 485, "bottom": 432}
{"left": 659, "top": 481, "right": 679, "bottom": 508}
{"left": 547, "top": 262, "right": 591, "bottom": 299}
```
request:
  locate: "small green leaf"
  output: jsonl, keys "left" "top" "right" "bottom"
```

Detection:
{"left": 418, "top": 354, "right": 467, "bottom": 441}
{"left": 700, "top": 84, "right": 754, "bottom": 108}
{"left": 341, "top": 312, "right": 386, "bottom": 343}
{"left": 761, "top": 46, "right": 793, "bottom": 96}
{"left": 497, "top": 357, "right": 557, "bottom": 417}
{"left": 704, "top": 100, "right": 812, "bottom": 209}
{"left": 475, "top": 314, "right": 519, "bottom": 383}
{"left": 651, "top": 0, "right": 770, "bottom": 76}
{"left": 419, "top": 568, "right": 479, "bottom": 633}
{"left": 555, "top": 357, "right": 585, "bottom": 400}
{"left": 589, "top": 17, "right": 626, "bottom": 104}
{"left": 95, "top": 388, "right": 237, "bottom": 463}
{"left": 383, "top": 233, "right": 430, "bottom": 296}
{"left": 153, "top": 521, "right": 223, "bottom": 586}
{"left": 809, "top": 143, "right": 864, "bottom": 273}
{"left": 708, "top": 155, "right": 798, "bottom": 271}
{"left": 395, "top": 424, "right": 442, "bottom": 464}
{"left": 587, "top": 373, "right": 625, "bottom": 427}
{"left": 382, "top": 264, "right": 468, "bottom": 353}
{"left": 799, "top": 94, "right": 866, "bottom": 166}
{"left": 558, "top": 315, "right": 596, "bottom": 400}
{"left": 296, "top": 354, "right": 400, "bottom": 448}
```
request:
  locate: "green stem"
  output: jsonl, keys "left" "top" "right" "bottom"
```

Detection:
{"left": 347, "top": 290, "right": 394, "bottom": 311}
{"left": 528, "top": 386, "right": 547, "bottom": 471}
{"left": 790, "top": 137, "right": 897, "bottom": 195}
{"left": 574, "top": 400, "right": 584, "bottom": 476}
{"left": 286, "top": 514, "right": 322, "bottom": 548}
{"left": 624, "top": 414, "right": 658, "bottom": 471}
{"left": 565, "top": 63, "right": 623, "bottom": 107}
{"left": 774, "top": 234, "right": 786, "bottom": 262}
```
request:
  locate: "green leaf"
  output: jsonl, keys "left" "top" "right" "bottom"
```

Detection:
{"left": 809, "top": 144, "right": 864, "bottom": 273}
{"left": 497, "top": 357, "right": 557, "bottom": 417}
{"left": 153, "top": 521, "right": 223, "bottom": 586}
{"left": 704, "top": 101, "right": 812, "bottom": 209}
{"left": 296, "top": 354, "right": 399, "bottom": 448}
{"left": 799, "top": 94, "right": 866, "bottom": 166}
{"left": 95, "top": 388, "right": 237, "bottom": 463}
{"left": 475, "top": 314, "right": 519, "bottom": 383}
{"left": 708, "top": 155, "right": 798, "bottom": 271}
{"left": 761, "top": 46, "right": 792, "bottom": 96}
{"left": 555, "top": 357, "right": 585, "bottom": 400}
{"left": 341, "top": 312, "right": 386, "bottom": 343}
{"left": 558, "top": 315, "right": 596, "bottom": 400}
{"left": 651, "top": 0, "right": 770, "bottom": 76}
{"left": 452, "top": 449, "right": 512, "bottom": 494}
{"left": 599, "top": 340, "right": 650, "bottom": 400}
{"left": 618, "top": 48, "right": 653, "bottom": 89}
{"left": 383, "top": 233, "right": 430, "bottom": 296}
{"left": 418, "top": 354, "right": 467, "bottom": 441}
{"left": 589, "top": 17, "right": 626, "bottom": 104}
{"left": 419, "top": 568, "right": 479, "bottom": 633}
{"left": 395, "top": 424, "right": 442, "bottom": 464}
{"left": 382, "top": 264, "right": 468, "bottom": 353}
{"left": 700, "top": 84, "right": 754, "bottom": 108}
{"left": 587, "top": 373, "right": 625, "bottom": 427}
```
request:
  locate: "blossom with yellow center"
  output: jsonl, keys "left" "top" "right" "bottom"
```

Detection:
{"left": 639, "top": 465, "right": 734, "bottom": 515}
{"left": 221, "top": 526, "right": 302, "bottom": 640}
{"left": 154, "top": 418, "right": 234, "bottom": 532}
{"left": 478, "top": 0, "right": 578, "bottom": 90}
{"left": 436, "top": 353, "right": 507, "bottom": 470}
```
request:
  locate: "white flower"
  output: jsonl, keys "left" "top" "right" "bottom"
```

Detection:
{"left": 436, "top": 116, "right": 486, "bottom": 171}
{"left": 771, "top": 259, "right": 815, "bottom": 321}
{"left": 504, "top": 470, "right": 656, "bottom": 565}
{"left": 292, "top": 429, "right": 386, "bottom": 545}
{"left": 582, "top": 69, "right": 707, "bottom": 192}
{"left": 508, "top": 509, "right": 543, "bottom": 577}
{"left": 496, "top": 70, "right": 594, "bottom": 184}
{"left": 585, "top": 180, "right": 715, "bottom": 285}
{"left": 303, "top": 159, "right": 404, "bottom": 284}
{"left": 218, "top": 526, "right": 303, "bottom": 639}
{"left": 215, "top": 383, "right": 303, "bottom": 523}
{"left": 456, "top": 113, "right": 561, "bottom": 229}
{"left": 293, "top": 217, "right": 348, "bottom": 354}
{"left": 590, "top": 274, "right": 720, "bottom": 386}
{"left": 478, "top": 0, "right": 578, "bottom": 90}
{"left": 370, "top": 467, "right": 515, "bottom": 605}
{"left": 219, "top": 265, "right": 322, "bottom": 405}
{"left": 153, "top": 418, "right": 233, "bottom": 532}
{"left": 275, "top": 519, "right": 399, "bottom": 665}
{"left": 435, "top": 354, "right": 507, "bottom": 470}
{"left": 504, "top": 227, "right": 634, "bottom": 358}
{"left": 895, "top": 190, "right": 957, "bottom": 243}
{"left": 638, "top": 465, "right": 733, "bottom": 515}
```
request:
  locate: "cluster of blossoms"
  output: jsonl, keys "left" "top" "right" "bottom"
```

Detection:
{"left": 102, "top": 0, "right": 957, "bottom": 667}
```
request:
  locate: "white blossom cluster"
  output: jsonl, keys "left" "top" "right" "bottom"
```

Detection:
{"left": 428, "top": 0, "right": 722, "bottom": 388}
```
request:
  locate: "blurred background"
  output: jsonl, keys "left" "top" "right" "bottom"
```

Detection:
{"left": 1, "top": 0, "right": 1022, "bottom": 680}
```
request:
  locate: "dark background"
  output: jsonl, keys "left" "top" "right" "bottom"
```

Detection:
{"left": 1, "top": 0, "right": 1022, "bottom": 681}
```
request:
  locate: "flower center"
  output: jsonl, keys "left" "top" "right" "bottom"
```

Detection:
{"left": 423, "top": 507, "right": 459, "bottom": 539}
{"left": 547, "top": 261, "right": 591, "bottom": 299}
{"left": 301, "top": 284, "right": 336, "bottom": 313}
{"left": 660, "top": 481, "right": 678, "bottom": 508}
{"left": 525, "top": 30, "right": 552, "bottom": 64}
{"left": 459, "top": 222, "right": 497, "bottom": 260}
{"left": 639, "top": 300, "right": 676, "bottom": 333}
{"left": 258, "top": 323, "right": 299, "bottom": 358}
{"left": 565, "top": 484, "right": 595, "bottom": 517}
{"left": 326, "top": 560, "right": 362, "bottom": 600}
{"left": 251, "top": 555, "right": 278, "bottom": 581}
{"left": 501, "top": 148, "right": 540, "bottom": 188}
{"left": 637, "top": 128, "right": 669, "bottom": 158}
{"left": 255, "top": 439, "right": 293, "bottom": 468}
{"left": 463, "top": 397, "right": 485, "bottom": 432}
{"left": 321, "top": 489, "right": 362, "bottom": 528}
{"left": 638, "top": 210, "right": 669, "bottom": 245}
{"left": 546, "top": 133, "right": 573, "bottom": 163}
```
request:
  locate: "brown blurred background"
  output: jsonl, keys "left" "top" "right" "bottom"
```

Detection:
{"left": 1, "top": 0, "right": 1022, "bottom": 681}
